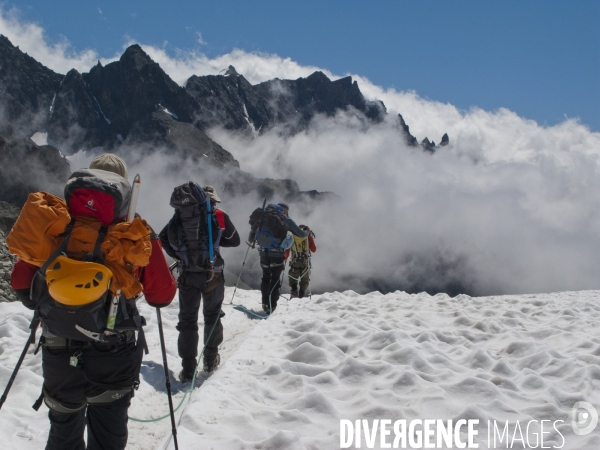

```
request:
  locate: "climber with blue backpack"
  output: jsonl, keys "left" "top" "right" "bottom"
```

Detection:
{"left": 248, "top": 202, "right": 308, "bottom": 314}
{"left": 159, "top": 184, "right": 240, "bottom": 382}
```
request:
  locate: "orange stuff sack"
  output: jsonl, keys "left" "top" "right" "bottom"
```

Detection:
{"left": 6, "top": 192, "right": 71, "bottom": 266}
{"left": 63, "top": 215, "right": 152, "bottom": 299}
{"left": 102, "top": 218, "right": 152, "bottom": 298}
{"left": 7, "top": 194, "right": 152, "bottom": 299}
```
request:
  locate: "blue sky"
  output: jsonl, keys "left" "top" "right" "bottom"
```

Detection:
{"left": 3, "top": 0, "right": 600, "bottom": 131}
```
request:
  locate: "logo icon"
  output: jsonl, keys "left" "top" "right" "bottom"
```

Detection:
{"left": 85, "top": 199, "right": 97, "bottom": 211}
{"left": 572, "top": 402, "right": 598, "bottom": 436}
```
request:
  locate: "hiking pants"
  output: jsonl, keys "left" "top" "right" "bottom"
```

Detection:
{"left": 288, "top": 263, "right": 310, "bottom": 293}
{"left": 177, "top": 271, "right": 225, "bottom": 362}
{"left": 260, "top": 254, "right": 285, "bottom": 309}
{"left": 41, "top": 336, "right": 143, "bottom": 450}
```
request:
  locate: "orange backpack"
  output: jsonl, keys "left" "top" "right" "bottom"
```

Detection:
{"left": 7, "top": 169, "right": 152, "bottom": 341}
{"left": 7, "top": 193, "right": 151, "bottom": 298}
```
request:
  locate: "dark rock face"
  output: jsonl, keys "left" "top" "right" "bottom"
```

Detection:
{"left": 0, "top": 228, "right": 18, "bottom": 302}
{"left": 83, "top": 45, "right": 194, "bottom": 143}
{"left": 396, "top": 114, "right": 419, "bottom": 147}
{"left": 47, "top": 69, "right": 112, "bottom": 150}
{"left": 0, "top": 35, "right": 62, "bottom": 139}
{"left": 126, "top": 110, "right": 239, "bottom": 168}
{"left": 187, "top": 68, "right": 387, "bottom": 136}
{"left": 0, "top": 201, "right": 21, "bottom": 235}
{"left": 440, "top": 133, "right": 449, "bottom": 146}
{"left": 396, "top": 114, "right": 449, "bottom": 153}
{"left": 0, "top": 135, "right": 71, "bottom": 206}
{"left": 0, "top": 36, "right": 449, "bottom": 208}
{"left": 186, "top": 69, "right": 257, "bottom": 134}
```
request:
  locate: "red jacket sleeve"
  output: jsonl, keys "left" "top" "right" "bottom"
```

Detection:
{"left": 139, "top": 238, "right": 177, "bottom": 308}
{"left": 308, "top": 235, "right": 316, "bottom": 253}
{"left": 11, "top": 259, "right": 39, "bottom": 290}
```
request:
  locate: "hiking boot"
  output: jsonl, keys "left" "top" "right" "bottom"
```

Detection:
{"left": 299, "top": 290, "right": 305, "bottom": 298}
{"left": 262, "top": 304, "right": 275, "bottom": 314}
{"left": 179, "top": 358, "right": 197, "bottom": 382}
{"left": 178, "top": 369, "right": 195, "bottom": 382}
{"left": 290, "top": 290, "right": 299, "bottom": 298}
{"left": 203, "top": 354, "right": 220, "bottom": 373}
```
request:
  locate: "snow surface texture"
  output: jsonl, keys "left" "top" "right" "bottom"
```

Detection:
{"left": 0, "top": 289, "right": 599, "bottom": 449}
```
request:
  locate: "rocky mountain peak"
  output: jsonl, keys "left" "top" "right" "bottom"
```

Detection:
{"left": 119, "top": 44, "right": 155, "bottom": 70}
{"left": 224, "top": 65, "right": 239, "bottom": 77}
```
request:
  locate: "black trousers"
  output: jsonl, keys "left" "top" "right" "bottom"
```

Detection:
{"left": 41, "top": 338, "right": 143, "bottom": 450}
{"left": 177, "top": 271, "right": 225, "bottom": 362}
{"left": 260, "top": 254, "right": 285, "bottom": 310}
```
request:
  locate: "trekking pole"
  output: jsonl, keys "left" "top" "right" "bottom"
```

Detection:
{"left": 230, "top": 198, "right": 266, "bottom": 305}
{"left": 278, "top": 260, "right": 288, "bottom": 303}
{"left": 0, "top": 314, "right": 40, "bottom": 411}
{"left": 229, "top": 243, "right": 251, "bottom": 305}
{"left": 308, "top": 256, "right": 312, "bottom": 300}
{"left": 252, "top": 198, "right": 268, "bottom": 250}
{"left": 155, "top": 308, "right": 179, "bottom": 450}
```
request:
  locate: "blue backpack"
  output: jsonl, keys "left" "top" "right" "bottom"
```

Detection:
{"left": 249, "top": 204, "right": 289, "bottom": 249}
{"left": 166, "top": 182, "right": 222, "bottom": 269}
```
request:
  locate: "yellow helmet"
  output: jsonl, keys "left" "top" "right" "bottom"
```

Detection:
{"left": 46, "top": 256, "right": 113, "bottom": 306}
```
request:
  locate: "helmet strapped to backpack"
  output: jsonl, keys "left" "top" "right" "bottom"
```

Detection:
{"left": 46, "top": 255, "right": 113, "bottom": 306}
{"left": 249, "top": 204, "right": 289, "bottom": 249}
{"left": 166, "top": 182, "right": 224, "bottom": 270}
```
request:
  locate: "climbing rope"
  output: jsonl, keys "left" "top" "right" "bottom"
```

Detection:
{"left": 128, "top": 311, "right": 221, "bottom": 423}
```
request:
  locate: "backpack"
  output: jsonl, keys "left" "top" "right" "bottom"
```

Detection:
{"left": 7, "top": 169, "right": 151, "bottom": 342}
{"left": 290, "top": 233, "right": 311, "bottom": 267}
{"left": 65, "top": 168, "right": 131, "bottom": 226}
{"left": 166, "top": 182, "right": 223, "bottom": 270}
{"left": 249, "top": 204, "right": 289, "bottom": 249}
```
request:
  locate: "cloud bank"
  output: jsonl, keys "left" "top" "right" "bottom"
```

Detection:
{"left": 4, "top": 9, "right": 600, "bottom": 296}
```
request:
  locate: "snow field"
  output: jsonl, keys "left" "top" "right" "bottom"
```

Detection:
{"left": 172, "top": 289, "right": 600, "bottom": 450}
{"left": 0, "top": 289, "right": 599, "bottom": 449}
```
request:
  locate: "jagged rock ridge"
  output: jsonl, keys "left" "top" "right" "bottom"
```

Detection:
{"left": 0, "top": 36, "right": 449, "bottom": 207}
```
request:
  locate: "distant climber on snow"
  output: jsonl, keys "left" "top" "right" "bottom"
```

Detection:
{"left": 248, "top": 202, "right": 308, "bottom": 314}
{"left": 285, "top": 224, "right": 316, "bottom": 298}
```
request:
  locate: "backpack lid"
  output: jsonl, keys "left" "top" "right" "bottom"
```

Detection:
{"left": 65, "top": 168, "right": 132, "bottom": 225}
{"left": 265, "top": 204, "right": 284, "bottom": 215}
{"left": 170, "top": 181, "right": 208, "bottom": 209}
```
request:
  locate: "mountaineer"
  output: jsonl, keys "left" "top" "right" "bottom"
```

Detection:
{"left": 248, "top": 202, "right": 308, "bottom": 314}
{"left": 285, "top": 224, "right": 316, "bottom": 298}
{"left": 8, "top": 153, "right": 176, "bottom": 450}
{"left": 159, "top": 184, "right": 240, "bottom": 381}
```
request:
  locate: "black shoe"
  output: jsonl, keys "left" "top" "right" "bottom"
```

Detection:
{"left": 179, "top": 358, "right": 197, "bottom": 382}
{"left": 203, "top": 354, "right": 220, "bottom": 373}
{"left": 299, "top": 290, "right": 305, "bottom": 298}
{"left": 178, "top": 369, "right": 195, "bottom": 382}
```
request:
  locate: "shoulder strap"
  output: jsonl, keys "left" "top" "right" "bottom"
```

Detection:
{"left": 38, "top": 220, "right": 76, "bottom": 275}
{"left": 93, "top": 225, "right": 108, "bottom": 263}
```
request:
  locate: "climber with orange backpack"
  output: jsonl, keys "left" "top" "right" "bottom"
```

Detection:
{"left": 6, "top": 154, "right": 176, "bottom": 450}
